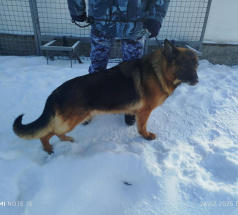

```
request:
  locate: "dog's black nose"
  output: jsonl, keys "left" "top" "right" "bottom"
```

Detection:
{"left": 192, "top": 73, "right": 199, "bottom": 85}
{"left": 194, "top": 77, "right": 199, "bottom": 83}
{"left": 190, "top": 78, "right": 199, "bottom": 86}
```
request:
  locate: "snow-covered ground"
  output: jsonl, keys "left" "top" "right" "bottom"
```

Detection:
{"left": 0, "top": 56, "right": 238, "bottom": 215}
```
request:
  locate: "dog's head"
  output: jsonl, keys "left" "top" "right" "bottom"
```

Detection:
{"left": 163, "top": 39, "right": 199, "bottom": 86}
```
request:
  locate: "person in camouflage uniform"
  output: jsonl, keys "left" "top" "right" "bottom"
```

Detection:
{"left": 67, "top": 0, "right": 170, "bottom": 125}
{"left": 88, "top": 27, "right": 144, "bottom": 73}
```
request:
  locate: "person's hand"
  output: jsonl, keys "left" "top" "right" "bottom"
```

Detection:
{"left": 71, "top": 13, "right": 87, "bottom": 22}
{"left": 143, "top": 19, "right": 161, "bottom": 38}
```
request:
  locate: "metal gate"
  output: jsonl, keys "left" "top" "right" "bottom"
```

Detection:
{"left": 0, "top": 0, "right": 212, "bottom": 57}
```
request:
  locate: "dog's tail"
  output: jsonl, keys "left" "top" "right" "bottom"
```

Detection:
{"left": 13, "top": 101, "right": 54, "bottom": 140}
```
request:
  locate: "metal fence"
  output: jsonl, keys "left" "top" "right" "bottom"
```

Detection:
{"left": 0, "top": 0, "right": 212, "bottom": 58}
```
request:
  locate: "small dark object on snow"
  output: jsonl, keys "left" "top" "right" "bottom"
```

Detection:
{"left": 123, "top": 181, "right": 132, "bottom": 186}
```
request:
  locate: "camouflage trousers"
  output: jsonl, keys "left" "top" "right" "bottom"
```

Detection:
{"left": 89, "top": 27, "right": 144, "bottom": 73}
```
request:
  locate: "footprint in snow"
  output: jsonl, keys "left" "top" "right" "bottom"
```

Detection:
{"left": 208, "top": 129, "right": 220, "bottom": 141}
{"left": 201, "top": 153, "right": 238, "bottom": 184}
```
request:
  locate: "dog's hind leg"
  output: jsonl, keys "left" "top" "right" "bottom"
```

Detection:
{"left": 40, "top": 133, "right": 55, "bottom": 154}
{"left": 55, "top": 112, "right": 91, "bottom": 143}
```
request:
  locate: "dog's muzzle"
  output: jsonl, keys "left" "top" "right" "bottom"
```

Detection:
{"left": 188, "top": 76, "right": 199, "bottom": 86}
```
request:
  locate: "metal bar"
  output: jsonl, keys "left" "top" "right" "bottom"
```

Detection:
{"left": 143, "top": 33, "right": 149, "bottom": 55}
{"left": 148, "top": 39, "right": 200, "bottom": 48}
{"left": 41, "top": 36, "right": 91, "bottom": 43}
{"left": 185, "top": 45, "right": 203, "bottom": 56}
{"left": 29, "top": 0, "right": 42, "bottom": 55}
{"left": 41, "top": 46, "right": 74, "bottom": 51}
{"left": 42, "top": 40, "right": 57, "bottom": 47}
{"left": 40, "top": 40, "right": 80, "bottom": 51}
{"left": 70, "top": 54, "right": 72, "bottom": 68}
{"left": 73, "top": 50, "right": 83, "bottom": 63}
{"left": 199, "top": 0, "right": 213, "bottom": 52}
{"left": 46, "top": 51, "right": 49, "bottom": 64}
{"left": 71, "top": 41, "right": 81, "bottom": 49}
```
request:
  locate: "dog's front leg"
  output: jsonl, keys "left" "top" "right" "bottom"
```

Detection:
{"left": 136, "top": 109, "right": 156, "bottom": 140}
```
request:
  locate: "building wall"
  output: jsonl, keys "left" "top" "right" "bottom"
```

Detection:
{"left": 204, "top": 0, "right": 238, "bottom": 44}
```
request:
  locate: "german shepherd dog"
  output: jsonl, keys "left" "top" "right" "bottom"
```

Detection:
{"left": 13, "top": 39, "right": 199, "bottom": 154}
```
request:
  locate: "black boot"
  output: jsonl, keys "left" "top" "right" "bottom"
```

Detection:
{"left": 125, "top": 114, "right": 136, "bottom": 126}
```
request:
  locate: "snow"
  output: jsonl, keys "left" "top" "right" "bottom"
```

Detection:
{"left": 0, "top": 56, "right": 238, "bottom": 215}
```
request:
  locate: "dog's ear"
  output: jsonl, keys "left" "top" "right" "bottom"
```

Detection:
{"left": 164, "top": 39, "right": 179, "bottom": 58}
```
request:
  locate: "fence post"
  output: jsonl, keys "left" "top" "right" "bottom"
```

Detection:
{"left": 199, "top": 0, "right": 212, "bottom": 52}
{"left": 143, "top": 33, "right": 149, "bottom": 55}
{"left": 29, "top": 0, "right": 42, "bottom": 55}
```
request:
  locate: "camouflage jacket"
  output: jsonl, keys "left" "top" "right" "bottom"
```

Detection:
{"left": 67, "top": 0, "right": 170, "bottom": 39}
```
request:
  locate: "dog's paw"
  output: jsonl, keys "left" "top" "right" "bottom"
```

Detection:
{"left": 57, "top": 134, "right": 74, "bottom": 142}
{"left": 147, "top": 132, "right": 157, "bottom": 140}
{"left": 69, "top": 137, "right": 74, "bottom": 142}
{"left": 45, "top": 148, "right": 54, "bottom": 155}
{"left": 142, "top": 132, "right": 157, "bottom": 140}
{"left": 64, "top": 136, "right": 74, "bottom": 142}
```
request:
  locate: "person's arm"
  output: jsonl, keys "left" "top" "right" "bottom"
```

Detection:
{"left": 67, "top": 0, "right": 87, "bottom": 22}
{"left": 144, "top": 0, "right": 170, "bottom": 38}
{"left": 148, "top": 0, "right": 170, "bottom": 25}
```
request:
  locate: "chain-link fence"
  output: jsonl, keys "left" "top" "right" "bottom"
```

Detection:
{"left": 0, "top": 0, "right": 212, "bottom": 58}
{"left": 0, "top": 0, "right": 36, "bottom": 55}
